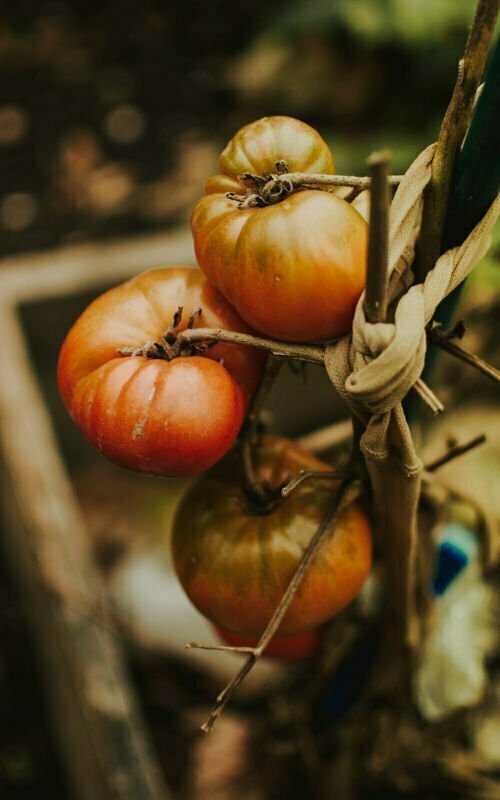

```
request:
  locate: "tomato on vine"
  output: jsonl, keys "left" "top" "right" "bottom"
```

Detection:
{"left": 191, "top": 116, "right": 368, "bottom": 342}
{"left": 57, "top": 267, "right": 265, "bottom": 477}
{"left": 172, "top": 435, "right": 372, "bottom": 637}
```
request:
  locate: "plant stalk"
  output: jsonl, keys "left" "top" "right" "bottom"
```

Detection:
{"left": 416, "top": 0, "right": 500, "bottom": 280}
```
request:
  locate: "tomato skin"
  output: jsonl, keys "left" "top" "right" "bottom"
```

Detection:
{"left": 58, "top": 267, "right": 265, "bottom": 477}
{"left": 352, "top": 190, "right": 370, "bottom": 222}
{"left": 70, "top": 356, "right": 244, "bottom": 476}
{"left": 172, "top": 436, "right": 372, "bottom": 636}
{"left": 191, "top": 116, "right": 368, "bottom": 342}
{"left": 192, "top": 190, "right": 368, "bottom": 342}
{"left": 218, "top": 115, "right": 335, "bottom": 178}
{"left": 213, "top": 624, "right": 322, "bottom": 662}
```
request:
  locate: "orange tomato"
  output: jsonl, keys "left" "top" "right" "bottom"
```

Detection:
{"left": 191, "top": 116, "right": 368, "bottom": 342}
{"left": 172, "top": 436, "right": 372, "bottom": 636}
{"left": 58, "top": 267, "right": 265, "bottom": 477}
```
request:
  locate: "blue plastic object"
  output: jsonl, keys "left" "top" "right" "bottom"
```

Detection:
{"left": 432, "top": 521, "right": 477, "bottom": 595}
{"left": 316, "top": 522, "right": 479, "bottom": 721}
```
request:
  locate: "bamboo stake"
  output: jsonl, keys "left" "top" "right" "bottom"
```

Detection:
{"left": 416, "top": 0, "right": 500, "bottom": 280}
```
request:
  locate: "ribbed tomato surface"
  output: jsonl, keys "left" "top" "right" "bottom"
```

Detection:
{"left": 191, "top": 116, "right": 368, "bottom": 342}
{"left": 58, "top": 267, "right": 265, "bottom": 477}
{"left": 172, "top": 436, "right": 372, "bottom": 635}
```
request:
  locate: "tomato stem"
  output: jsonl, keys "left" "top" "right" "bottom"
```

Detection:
{"left": 281, "top": 469, "right": 349, "bottom": 499}
{"left": 117, "top": 306, "right": 215, "bottom": 361}
{"left": 240, "top": 357, "right": 283, "bottom": 510}
{"left": 226, "top": 165, "right": 404, "bottom": 209}
{"left": 176, "top": 327, "right": 325, "bottom": 363}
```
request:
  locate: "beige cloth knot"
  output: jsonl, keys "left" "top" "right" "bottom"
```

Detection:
{"left": 323, "top": 143, "right": 499, "bottom": 646}
{"left": 326, "top": 143, "right": 499, "bottom": 428}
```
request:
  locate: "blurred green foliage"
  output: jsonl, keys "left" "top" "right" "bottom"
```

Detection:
{"left": 266, "top": 0, "right": 480, "bottom": 45}
{"left": 467, "top": 223, "right": 500, "bottom": 290}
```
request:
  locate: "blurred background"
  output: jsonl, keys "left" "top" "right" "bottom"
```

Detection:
{"left": 0, "top": 1, "right": 498, "bottom": 798}
{"left": 0, "top": 0, "right": 491, "bottom": 254}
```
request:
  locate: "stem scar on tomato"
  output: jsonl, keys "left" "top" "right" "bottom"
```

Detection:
{"left": 226, "top": 160, "right": 297, "bottom": 209}
{"left": 117, "top": 305, "right": 216, "bottom": 361}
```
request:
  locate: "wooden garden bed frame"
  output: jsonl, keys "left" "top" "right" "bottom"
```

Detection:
{"left": 0, "top": 229, "right": 194, "bottom": 800}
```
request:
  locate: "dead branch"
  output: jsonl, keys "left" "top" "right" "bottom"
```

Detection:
{"left": 425, "top": 434, "right": 487, "bottom": 472}
{"left": 241, "top": 358, "right": 282, "bottom": 505}
{"left": 194, "top": 479, "right": 359, "bottom": 734}
{"left": 428, "top": 327, "right": 500, "bottom": 384}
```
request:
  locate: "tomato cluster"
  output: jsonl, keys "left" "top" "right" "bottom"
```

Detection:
{"left": 58, "top": 115, "right": 372, "bottom": 643}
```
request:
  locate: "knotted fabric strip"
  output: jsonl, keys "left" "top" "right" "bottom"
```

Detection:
{"left": 324, "top": 143, "right": 499, "bottom": 649}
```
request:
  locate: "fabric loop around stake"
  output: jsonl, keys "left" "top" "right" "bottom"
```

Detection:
{"left": 324, "top": 142, "right": 499, "bottom": 648}
{"left": 325, "top": 148, "right": 499, "bottom": 426}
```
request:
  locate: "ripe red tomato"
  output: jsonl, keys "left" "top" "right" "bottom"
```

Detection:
{"left": 212, "top": 624, "right": 322, "bottom": 662}
{"left": 57, "top": 267, "right": 265, "bottom": 477}
{"left": 172, "top": 435, "right": 372, "bottom": 636}
{"left": 191, "top": 116, "right": 368, "bottom": 342}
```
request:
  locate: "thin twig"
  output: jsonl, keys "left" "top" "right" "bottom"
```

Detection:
{"left": 241, "top": 358, "right": 281, "bottom": 505}
{"left": 364, "top": 150, "right": 391, "bottom": 323}
{"left": 275, "top": 172, "right": 403, "bottom": 190}
{"left": 230, "top": 169, "right": 404, "bottom": 208}
{"left": 186, "top": 642, "right": 255, "bottom": 654}
{"left": 281, "top": 470, "right": 350, "bottom": 498}
{"left": 176, "top": 327, "right": 324, "bottom": 364}
{"left": 425, "top": 434, "right": 487, "bottom": 472}
{"left": 416, "top": 0, "right": 500, "bottom": 279}
{"left": 413, "top": 378, "right": 445, "bottom": 415}
{"left": 428, "top": 327, "right": 500, "bottom": 384}
{"left": 199, "top": 479, "right": 359, "bottom": 734}
{"left": 282, "top": 434, "right": 486, "bottom": 498}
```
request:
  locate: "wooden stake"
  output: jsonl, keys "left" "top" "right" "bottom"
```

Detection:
{"left": 364, "top": 150, "right": 391, "bottom": 324}
{"left": 416, "top": 0, "right": 500, "bottom": 280}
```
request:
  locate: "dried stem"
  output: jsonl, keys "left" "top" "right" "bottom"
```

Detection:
{"left": 241, "top": 357, "right": 281, "bottom": 506}
{"left": 281, "top": 470, "right": 350, "bottom": 498}
{"left": 416, "top": 0, "right": 500, "bottom": 279}
{"left": 229, "top": 167, "right": 404, "bottom": 208}
{"left": 274, "top": 172, "right": 403, "bottom": 190}
{"left": 186, "top": 642, "right": 255, "bottom": 654}
{"left": 177, "top": 327, "right": 444, "bottom": 415}
{"left": 364, "top": 150, "right": 391, "bottom": 323}
{"left": 428, "top": 327, "right": 500, "bottom": 384}
{"left": 282, "top": 435, "right": 486, "bottom": 498}
{"left": 198, "top": 479, "right": 359, "bottom": 733}
{"left": 425, "top": 434, "right": 487, "bottom": 472}
{"left": 176, "top": 327, "right": 324, "bottom": 364}
{"left": 180, "top": 324, "right": 496, "bottom": 398}
{"left": 413, "top": 378, "right": 445, "bottom": 415}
